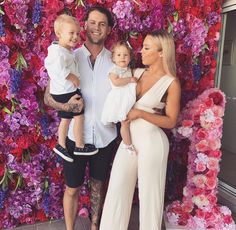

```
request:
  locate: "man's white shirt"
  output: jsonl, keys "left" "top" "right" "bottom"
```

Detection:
{"left": 67, "top": 45, "right": 117, "bottom": 148}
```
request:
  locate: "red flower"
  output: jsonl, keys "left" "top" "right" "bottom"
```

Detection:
{"left": 209, "top": 92, "right": 224, "bottom": 105}
{"left": 80, "top": 195, "right": 90, "bottom": 204}
{"left": 16, "top": 135, "right": 32, "bottom": 149}
{"left": 196, "top": 209, "right": 205, "bottom": 218}
{"left": 208, "top": 150, "right": 222, "bottom": 158}
{"left": 0, "top": 164, "right": 5, "bottom": 178}
{"left": 36, "top": 209, "right": 48, "bottom": 222}
{"left": 223, "top": 215, "right": 233, "bottom": 224}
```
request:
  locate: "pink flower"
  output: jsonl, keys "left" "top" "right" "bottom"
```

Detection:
{"left": 206, "top": 176, "right": 217, "bottom": 189}
{"left": 177, "top": 126, "right": 193, "bottom": 137}
{"left": 182, "top": 120, "right": 194, "bottom": 127}
{"left": 196, "top": 161, "right": 206, "bottom": 172}
{"left": 195, "top": 140, "right": 209, "bottom": 152}
{"left": 209, "top": 150, "right": 222, "bottom": 158}
{"left": 223, "top": 215, "right": 233, "bottom": 224}
{"left": 208, "top": 138, "right": 221, "bottom": 150}
{"left": 192, "top": 194, "right": 209, "bottom": 208}
{"left": 195, "top": 209, "right": 205, "bottom": 219}
{"left": 196, "top": 128, "right": 208, "bottom": 139}
{"left": 181, "top": 201, "right": 194, "bottom": 213}
{"left": 207, "top": 157, "right": 219, "bottom": 170}
{"left": 207, "top": 194, "right": 217, "bottom": 204}
{"left": 78, "top": 207, "right": 89, "bottom": 218}
{"left": 192, "top": 174, "right": 206, "bottom": 188}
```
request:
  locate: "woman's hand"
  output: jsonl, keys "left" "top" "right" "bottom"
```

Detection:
{"left": 127, "top": 108, "right": 142, "bottom": 121}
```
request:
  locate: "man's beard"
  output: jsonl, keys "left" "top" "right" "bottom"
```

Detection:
{"left": 86, "top": 31, "right": 104, "bottom": 45}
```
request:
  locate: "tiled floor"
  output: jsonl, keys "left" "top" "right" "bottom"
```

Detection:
{"left": 8, "top": 205, "right": 140, "bottom": 230}
{"left": 8, "top": 203, "right": 235, "bottom": 230}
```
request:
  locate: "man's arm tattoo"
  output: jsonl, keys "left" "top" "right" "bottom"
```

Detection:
{"left": 44, "top": 83, "right": 73, "bottom": 112}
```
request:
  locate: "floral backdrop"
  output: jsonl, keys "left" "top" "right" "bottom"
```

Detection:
{"left": 0, "top": 0, "right": 234, "bottom": 229}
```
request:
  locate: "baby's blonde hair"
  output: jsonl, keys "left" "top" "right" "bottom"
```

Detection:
{"left": 54, "top": 14, "right": 80, "bottom": 36}
{"left": 111, "top": 41, "right": 133, "bottom": 63}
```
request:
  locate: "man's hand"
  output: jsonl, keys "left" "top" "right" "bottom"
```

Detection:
{"left": 44, "top": 81, "right": 84, "bottom": 113}
{"left": 67, "top": 94, "right": 84, "bottom": 113}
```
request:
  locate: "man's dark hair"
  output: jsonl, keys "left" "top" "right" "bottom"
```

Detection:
{"left": 84, "top": 5, "right": 114, "bottom": 27}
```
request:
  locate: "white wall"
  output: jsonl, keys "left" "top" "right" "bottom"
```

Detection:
{"left": 221, "top": 10, "right": 236, "bottom": 154}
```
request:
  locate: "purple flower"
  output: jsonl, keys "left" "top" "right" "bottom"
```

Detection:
{"left": 207, "top": 12, "right": 220, "bottom": 25}
{"left": 0, "top": 13, "right": 5, "bottom": 37}
{"left": 193, "top": 64, "right": 201, "bottom": 82}
{"left": 0, "top": 189, "right": 7, "bottom": 209}
{"left": 42, "top": 191, "right": 50, "bottom": 215}
{"left": 32, "top": 0, "right": 42, "bottom": 25}
{"left": 9, "top": 68, "right": 22, "bottom": 95}
{"left": 40, "top": 114, "right": 50, "bottom": 138}
{"left": 0, "top": 59, "right": 11, "bottom": 86}
{"left": 0, "top": 44, "right": 9, "bottom": 61}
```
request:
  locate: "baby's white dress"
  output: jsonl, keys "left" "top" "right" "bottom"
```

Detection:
{"left": 101, "top": 65, "right": 145, "bottom": 125}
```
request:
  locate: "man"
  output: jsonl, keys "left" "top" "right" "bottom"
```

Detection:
{"left": 44, "top": 6, "right": 117, "bottom": 230}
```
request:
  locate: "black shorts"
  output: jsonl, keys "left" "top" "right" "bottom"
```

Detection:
{"left": 63, "top": 138, "right": 117, "bottom": 188}
{"left": 51, "top": 89, "right": 84, "bottom": 118}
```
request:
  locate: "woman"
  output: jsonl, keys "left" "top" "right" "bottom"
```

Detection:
{"left": 99, "top": 30, "right": 181, "bottom": 230}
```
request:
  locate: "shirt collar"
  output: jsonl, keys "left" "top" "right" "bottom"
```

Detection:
{"left": 81, "top": 44, "right": 106, "bottom": 58}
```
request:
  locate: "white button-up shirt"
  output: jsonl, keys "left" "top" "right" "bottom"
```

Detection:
{"left": 45, "top": 42, "right": 80, "bottom": 95}
{"left": 67, "top": 45, "right": 117, "bottom": 148}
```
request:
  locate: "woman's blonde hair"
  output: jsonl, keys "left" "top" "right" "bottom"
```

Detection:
{"left": 147, "top": 30, "right": 176, "bottom": 77}
{"left": 54, "top": 14, "right": 79, "bottom": 36}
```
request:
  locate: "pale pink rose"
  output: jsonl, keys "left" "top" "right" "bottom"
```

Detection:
{"left": 195, "top": 140, "right": 209, "bottom": 152}
{"left": 192, "top": 174, "right": 207, "bottom": 188}
{"left": 213, "top": 117, "right": 223, "bottom": 128}
{"left": 183, "top": 186, "right": 188, "bottom": 196}
{"left": 192, "top": 194, "right": 209, "bottom": 208}
{"left": 207, "top": 157, "right": 219, "bottom": 170}
{"left": 200, "top": 120, "right": 211, "bottom": 129}
{"left": 65, "top": 0, "right": 74, "bottom": 3}
{"left": 214, "top": 31, "right": 220, "bottom": 41}
{"left": 220, "top": 206, "right": 232, "bottom": 215}
{"left": 196, "top": 161, "right": 206, "bottom": 172}
{"left": 181, "top": 201, "right": 194, "bottom": 212}
{"left": 208, "top": 138, "right": 221, "bottom": 150}
{"left": 177, "top": 126, "right": 193, "bottom": 137}
{"left": 212, "top": 105, "right": 224, "bottom": 117}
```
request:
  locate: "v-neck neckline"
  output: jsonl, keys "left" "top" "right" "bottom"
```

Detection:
{"left": 136, "top": 74, "right": 167, "bottom": 102}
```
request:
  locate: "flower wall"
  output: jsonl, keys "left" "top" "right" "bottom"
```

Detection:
{"left": 166, "top": 88, "right": 235, "bottom": 229}
{"left": 0, "top": 0, "right": 234, "bottom": 229}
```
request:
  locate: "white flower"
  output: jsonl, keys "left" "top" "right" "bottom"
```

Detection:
{"left": 192, "top": 194, "right": 209, "bottom": 208}
{"left": 177, "top": 126, "right": 193, "bottom": 137}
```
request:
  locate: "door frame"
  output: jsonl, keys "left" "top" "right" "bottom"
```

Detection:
{"left": 215, "top": 0, "right": 236, "bottom": 213}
